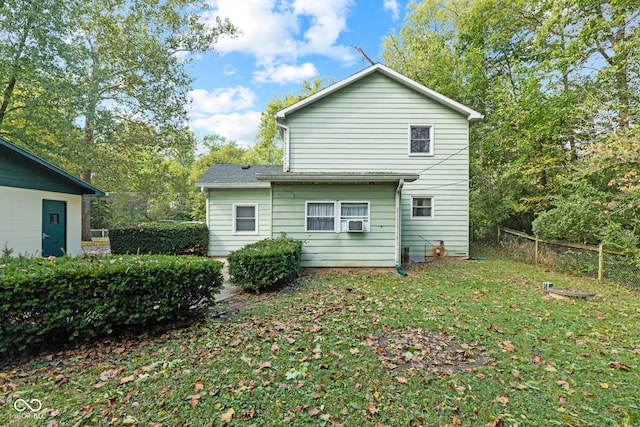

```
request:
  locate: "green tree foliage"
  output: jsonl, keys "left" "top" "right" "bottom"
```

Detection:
{"left": 383, "top": 0, "right": 639, "bottom": 245}
{"left": 0, "top": 0, "right": 237, "bottom": 237}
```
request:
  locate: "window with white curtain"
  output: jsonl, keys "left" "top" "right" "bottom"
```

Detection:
{"left": 305, "top": 201, "right": 371, "bottom": 232}
{"left": 412, "top": 197, "right": 433, "bottom": 218}
{"left": 306, "top": 202, "right": 335, "bottom": 231}
{"left": 233, "top": 204, "right": 257, "bottom": 233}
{"left": 340, "top": 202, "right": 370, "bottom": 231}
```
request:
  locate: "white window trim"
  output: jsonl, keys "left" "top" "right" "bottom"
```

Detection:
{"left": 408, "top": 124, "right": 434, "bottom": 156}
{"left": 305, "top": 201, "right": 371, "bottom": 233}
{"left": 305, "top": 201, "right": 337, "bottom": 233}
{"left": 411, "top": 196, "right": 434, "bottom": 219}
{"left": 339, "top": 201, "right": 370, "bottom": 232}
{"left": 232, "top": 203, "right": 258, "bottom": 234}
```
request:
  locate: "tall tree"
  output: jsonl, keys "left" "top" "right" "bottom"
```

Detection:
{"left": 68, "top": 0, "right": 236, "bottom": 239}
{"left": 0, "top": 0, "right": 82, "bottom": 152}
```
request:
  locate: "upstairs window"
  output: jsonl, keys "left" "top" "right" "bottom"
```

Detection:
{"left": 409, "top": 125, "right": 433, "bottom": 155}
{"left": 412, "top": 197, "right": 433, "bottom": 218}
{"left": 233, "top": 204, "right": 257, "bottom": 233}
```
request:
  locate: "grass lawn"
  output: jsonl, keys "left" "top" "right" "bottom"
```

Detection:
{"left": 1, "top": 247, "right": 638, "bottom": 426}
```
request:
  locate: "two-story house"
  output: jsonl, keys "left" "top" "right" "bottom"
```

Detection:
{"left": 196, "top": 63, "right": 482, "bottom": 267}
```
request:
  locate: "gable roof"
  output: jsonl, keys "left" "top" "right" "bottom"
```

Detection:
{"left": 276, "top": 63, "right": 483, "bottom": 122}
{"left": 0, "top": 137, "right": 105, "bottom": 196}
{"left": 196, "top": 164, "right": 282, "bottom": 188}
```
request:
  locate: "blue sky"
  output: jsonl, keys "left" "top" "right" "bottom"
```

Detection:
{"left": 186, "top": 0, "right": 410, "bottom": 149}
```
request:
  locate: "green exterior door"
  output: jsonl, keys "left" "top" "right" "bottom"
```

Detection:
{"left": 42, "top": 199, "right": 66, "bottom": 257}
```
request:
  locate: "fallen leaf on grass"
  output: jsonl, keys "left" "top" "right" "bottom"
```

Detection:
{"left": 190, "top": 395, "right": 201, "bottom": 407}
{"left": 309, "top": 408, "right": 321, "bottom": 416}
{"left": 609, "top": 361, "right": 631, "bottom": 371}
{"left": 220, "top": 408, "right": 235, "bottom": 423}
{"left": 120, "top": 374, "right": 137, "bottom": 384}
{"left": 194, "top": 378, "right": 204, "bottom": 392}
{"left": 100, "top": 367, "right": 124, "bottom": 381}
{"left": 142, "top": 363, "right": 158, "bottom": 373}
{"left": 395, "top": 376, "right": 408, "bottom": 384}
{"left": 556, "top": 380, "right": 570, "bottom": 390}
{"left": 486, "top": 418, "right": 504, "bottom": 427}
{"left": 452, "top": 415, "right": 463, "bottom": 425}
{"left": 493, "top": 396, "right": 509, "bottom": 408}
{"left": 366, "top": 402, "right": 379, "bottom": 414}
{"left": 500, "top": 341, "right": 516, "bottom": 352}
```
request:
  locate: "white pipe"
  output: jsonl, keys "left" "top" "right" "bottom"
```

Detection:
{"left": 394, "top": 179, "right": 404, "bottom": 264}
{"left": 276, "top": 122, "right": 290, "bottom": 172}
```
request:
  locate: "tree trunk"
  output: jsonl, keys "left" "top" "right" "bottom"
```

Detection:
{"left": 0, "top": 14, "right": 31, "bottom": 126}
{"left": 81, "top": 170, "right": 93, "bottom": 241}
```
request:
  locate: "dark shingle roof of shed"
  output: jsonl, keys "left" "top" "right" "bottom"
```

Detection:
{"left": 196, "top": 164, "right": 282, "bottom": 186}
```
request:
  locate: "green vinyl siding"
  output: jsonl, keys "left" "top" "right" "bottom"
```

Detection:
{"left": 284, "top": 72, "right": 470, "bottom": 258}
{"left": 205, "top": 188, "right": 271, "bottom": 256}
{"left": 271, "top": 183, "right": 397, "bottom": 267}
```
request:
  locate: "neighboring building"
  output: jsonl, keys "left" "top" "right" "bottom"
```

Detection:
{"left": 0, "top": 137, "right": 105, "bottom": 257}
{"left": 197, "top": 63, "right": 483, "bottom": 267}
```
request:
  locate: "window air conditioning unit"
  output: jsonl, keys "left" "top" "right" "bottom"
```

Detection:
{"left": 347, "top": 220, "right": 364, "bottom": 232}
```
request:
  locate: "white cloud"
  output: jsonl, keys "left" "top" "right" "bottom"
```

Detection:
{"left": 202, "top": 0, "right": 357, "bottom": 82}
{"left": 191, "top": 111, "right": 262, "bottom": 148}
{"left": 189, "top": 86, "right": 256, "bottom": 115}
{"left": 383, "top": 0, "right": 400, "bottom": 21}
{"left": 253, "top": 62, "right": 318, "bottom": 84}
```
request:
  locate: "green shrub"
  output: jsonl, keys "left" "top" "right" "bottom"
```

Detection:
{"left": 110, "top": 222, "right": 209, "bottom": 256}
{"left": 0, "top": 255, "right": 223, "bottom": 356}
{"left": 228, "top": 237, "right": 303, "bottom": 292}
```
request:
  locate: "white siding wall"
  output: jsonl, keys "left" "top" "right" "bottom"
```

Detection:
{"left": 0, "top": 186, "right": 82, "bottom": 256}
{"left": 286, "top": 73, "right": 470, "bottom": 258}
{"left": 205, "top": 188, "right": 272, "bottom": 256}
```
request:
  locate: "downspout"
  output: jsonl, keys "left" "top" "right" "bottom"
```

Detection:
{"left": 394, "top": 179, "right": 404, "bottom": 265}
{"left": 276, "top": 122, "right": 290, "bottom": 172}
{"left": 200, "top": 186, "right": 208, "bottom": 228}
{"left": 201, "top": 186, "right": 210, "bottom": 256}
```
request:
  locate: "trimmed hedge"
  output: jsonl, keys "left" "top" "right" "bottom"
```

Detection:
{"left": 228, "top": 237, "right": 303, "bottom": 292}
{"left": 0, "top": 255, "right": 223, "bottom": 356}
{"left": 110, "top": 222, "right": 209, "bottom": 256}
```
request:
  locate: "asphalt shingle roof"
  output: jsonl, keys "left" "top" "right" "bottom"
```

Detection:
{"left": 196, "top": 164, "right": 282, "bottom": 185}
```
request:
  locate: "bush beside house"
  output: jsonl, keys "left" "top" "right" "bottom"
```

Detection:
{"left": 228, "top": 237, "right": 303, "bottom": 292}
{"left": 109, "top": 222, "right": 209, "bottom": 256}
{"left": 0, "top": 255, "right": 223, "bottom": 356}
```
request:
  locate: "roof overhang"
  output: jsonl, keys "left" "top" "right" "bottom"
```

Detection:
{"left": 256, "top": 172, "right": 419, "bottom": 184}
{"left": 0, "top": 137, "right": 105, "bottom": 196}
{"left": 196, "top": 182, "right": 271, "bottom": 189}
{"left": 276, "top": 63, "right": 484, "bottom": 123}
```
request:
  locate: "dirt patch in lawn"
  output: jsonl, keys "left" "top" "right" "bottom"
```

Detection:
{"left": 366, "top": 327, "right": 493, "bottom": 376}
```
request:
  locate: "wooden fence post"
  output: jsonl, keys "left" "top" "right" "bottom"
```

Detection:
{"left": 535, "top": 235, "right": 539, "bottom": 264}
{"left": 598, "top": 243, "right": 604, "bottom": 282}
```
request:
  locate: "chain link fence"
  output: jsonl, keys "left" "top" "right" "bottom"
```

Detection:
{"left": 496, "top": 227, "right": 639, "bottom": 287}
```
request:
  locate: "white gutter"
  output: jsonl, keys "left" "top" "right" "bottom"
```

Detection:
{"left": 276, "top": 122, "right": 290, "bottom": 172}
{"left": 394, "top": 179, "right": 404, "bottom": 265}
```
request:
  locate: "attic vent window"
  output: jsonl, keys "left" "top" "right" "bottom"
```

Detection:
{"left": 241, "top": 164, "right": 250, "bottom": 169}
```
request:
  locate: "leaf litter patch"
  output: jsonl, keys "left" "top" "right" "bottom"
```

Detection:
{"left": 366, "top": 327, "right": 493, "bottom": 375}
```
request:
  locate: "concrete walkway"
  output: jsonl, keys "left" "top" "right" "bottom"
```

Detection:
{"left": 213, "top": 257, "right": 242, "bottom": 302}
